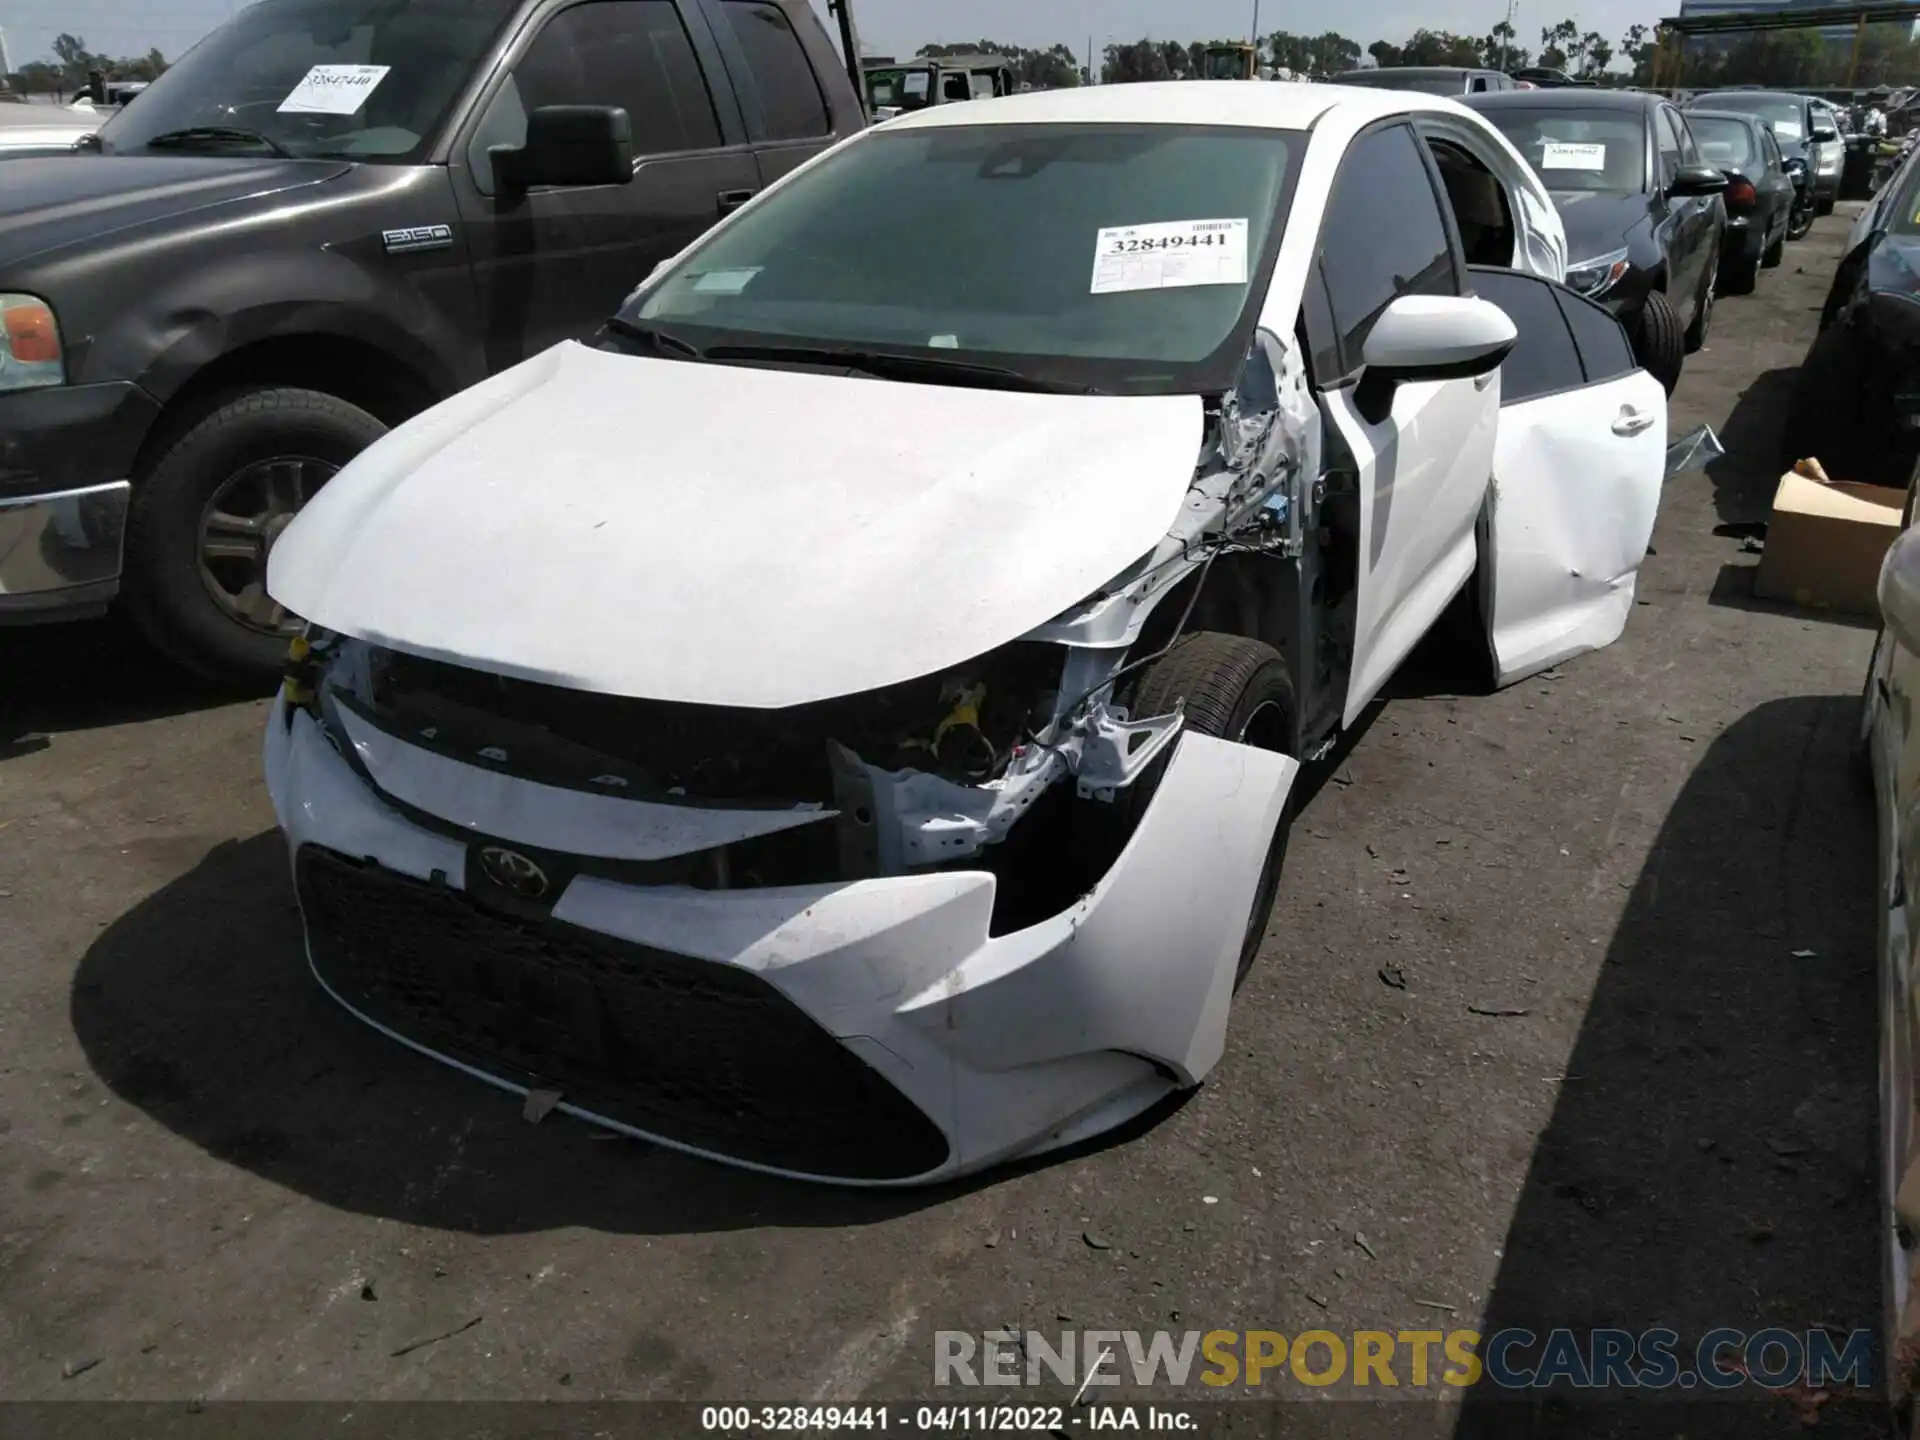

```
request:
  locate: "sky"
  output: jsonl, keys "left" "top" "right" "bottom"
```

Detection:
{"left": 0, "top": 0, "right": 1674, "bottom": 73}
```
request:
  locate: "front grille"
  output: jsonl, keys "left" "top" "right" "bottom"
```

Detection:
{"left": 296, "top": 847, "right": 951, "bottom": 1181}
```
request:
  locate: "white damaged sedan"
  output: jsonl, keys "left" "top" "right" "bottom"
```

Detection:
{"left": 264, "top": 82, "right": 1664, "bottom": 1184}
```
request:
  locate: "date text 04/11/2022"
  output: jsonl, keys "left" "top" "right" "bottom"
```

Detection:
{"left": 698, "top": 1404, "right": 1198, "bottom": 1432}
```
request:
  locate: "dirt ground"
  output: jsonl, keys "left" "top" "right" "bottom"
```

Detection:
{"left": 0, "top": 208, "right": 1892, "bottom": 1437}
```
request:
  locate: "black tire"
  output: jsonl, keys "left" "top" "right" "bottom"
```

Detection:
{"left": 1719, "top": 246, "right": 1759, "bottom": 296}
{"left": 1777, "top": 322, "right": 1920, "bottom": 487}
{"left": 1685, "top": 253, "right": 1716, "bottom": 352}
{"left": 1762, "top": 223, "right": 1785, "bottom": 268}
{"left": 1127, "top": 633, "right": 1297, "bottom": 986}
{"left": 123, "top": 388, "right": 387, "bottom": 686}
{"left": 1634, "top": 290, "right": 1685, "bottom": 395}
{"left": 1788, "top": 203, "right": 1816, "bottom": 242}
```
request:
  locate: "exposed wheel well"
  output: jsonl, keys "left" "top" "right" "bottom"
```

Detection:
{"left": 135, "top": 336, "right": 442, "bottom": 477}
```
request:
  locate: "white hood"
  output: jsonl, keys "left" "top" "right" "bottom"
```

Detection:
{"left": 269, "top": 343, "right": 1203, "bottom": 709}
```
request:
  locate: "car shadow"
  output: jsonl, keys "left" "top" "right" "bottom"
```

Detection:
{"left": 1707, "top": 564, "right": 1882, "bottom": 632}
{"left": 1453, "top": 695, "right": 1888, "bottom": 1438}
{"left": 1703, "top": 366, "right": 1800, "bottom": 530}
{"left": 0, "top": 614, "right": 255, "bottom": 755}
{"left": 67, "top": 830, "right": 1192, "bottom": 1235}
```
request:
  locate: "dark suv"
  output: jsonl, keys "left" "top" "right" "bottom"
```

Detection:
{"left": 0, "top": 0, "right": 862, "bottom": 682}
{"left": 1468, "top": 88, "right": 1726, "bottom": 393}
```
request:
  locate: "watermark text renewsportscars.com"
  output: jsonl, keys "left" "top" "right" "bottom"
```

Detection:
{"left": 933, "top": 1327, "right": 1874, "bottom": 1392}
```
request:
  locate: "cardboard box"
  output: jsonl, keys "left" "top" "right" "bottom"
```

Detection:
{"left": 1753, "top": 470, "right": 1906, "bottom": 617}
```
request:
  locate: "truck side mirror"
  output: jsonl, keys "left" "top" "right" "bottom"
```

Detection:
{"left": 491, "top": 105, "right": 634, "bottom": 192}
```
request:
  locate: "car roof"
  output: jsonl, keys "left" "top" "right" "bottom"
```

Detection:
{"left": 1687, "top": 108, "right": 1762, "bottom": 127}
{"left": 1466, "top": 88, "right": 1655, "bottom": 111}
{"left": 1335, "top": 66, "right": 1480, "bottom": 77}
{"left": 1690, "top": 89, "right": 1806, "bottom": 104}
{"left": 880, "top": 79, "right": 1467, "bottom": 134}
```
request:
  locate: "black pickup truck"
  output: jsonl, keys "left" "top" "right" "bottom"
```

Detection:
{"left": 0, "top": 0, "right": 862, "bottom": 681}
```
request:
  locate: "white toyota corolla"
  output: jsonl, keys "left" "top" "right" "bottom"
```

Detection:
{"left": 264, "top": 82, "right": 1667, "bottom": 1184}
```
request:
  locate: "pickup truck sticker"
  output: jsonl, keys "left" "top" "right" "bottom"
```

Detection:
{"left": 279, "top": 64, "right": 392, "bottom": 116}
{"left": 1091, "top": 218, "right": 1249, "bottom": 294}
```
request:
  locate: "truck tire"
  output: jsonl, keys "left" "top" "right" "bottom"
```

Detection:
{"left": 123, "top": 387, "right": 386, "bottom": 686}
{"left": 1634, "top": 290, "right": 1685, "bottom": 395}
{"left": 1127, "top": 633, "right": 1297, "bottom": 986}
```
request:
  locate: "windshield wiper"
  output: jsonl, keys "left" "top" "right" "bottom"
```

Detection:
{"left": 700, "top": 343, "right": 1098, "bottom": 394}
{"left": 144, "top": 126, "right": 295, "bottom": 159}
{"left": 601, "top": 316, "right": 704, "bottom": 358}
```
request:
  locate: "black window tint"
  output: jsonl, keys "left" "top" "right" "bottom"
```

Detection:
{"left": 718, "top": 0, "right": 830, "bottom": 141}
{"left": 1467, "top": 266, "right": 1581, "bottom": 403}
{"left": 1554, "top": 286, "right": 1636, "bottom": 381}
{"left": 1655, "top": 107, "right": 1682, "bottom": 184}
{"left": 1672, "top": 110, "right": 1700, "bottom": 163}
{"left": 512, "top": 0, "right": 721, "bottom": 155}
{"left": 1317, "top": 124, "right": 1458, "bottom": 378}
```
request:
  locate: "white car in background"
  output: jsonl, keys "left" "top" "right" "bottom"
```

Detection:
{"left": 263, "top": 81, "right": 1666, "bottom": 1185}
{"left": 0, "top": 99, "right": 101, "bottom": 158}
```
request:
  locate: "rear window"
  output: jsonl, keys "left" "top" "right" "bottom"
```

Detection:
{"left": 1693, "top": 93, "right": 1803, "bottom": 141}
{"left": 1481, "top": 107, "right": 1645, "bottom": 191}
{"left": 1689, "top": 115, "right": 1756, "bottom": 170}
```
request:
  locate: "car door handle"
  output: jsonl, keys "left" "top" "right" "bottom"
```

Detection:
{"left": 1613, "top": 406, "right": 1657, "bottom": 437}
{"left": 717, "top": 188, "right": 756, "bottom": 214}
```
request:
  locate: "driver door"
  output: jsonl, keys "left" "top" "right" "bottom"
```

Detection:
{"left": 1468, "top": 267, "right": 1666, "bottom": 684}
{"left": 1308, "top": 122, "right": 1501, "bottom": 724}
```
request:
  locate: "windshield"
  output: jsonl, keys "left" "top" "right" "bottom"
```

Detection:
{"left": 97, "top": 0, "right": 518, "bottom": 161}
{"left": 1205, "top": 51, "right": 1250, "bottom": 79}
{"left": 867, "top": 68, "right": 932, "bottom": 112}
{"left": 1482, "top": 107, "right": 1646, "bottom": 191}
{"left": 1693, "top": 93, "right": 1803, "bottom": 140}
{"left": 627, "top": 124, "right": 1299, "bottom": 395}
{"left": 1337, "top": 71, "right": 1465, "bottom": 96}
{"left": 1690, "top": 115, "right": 1757, "bottom": 171}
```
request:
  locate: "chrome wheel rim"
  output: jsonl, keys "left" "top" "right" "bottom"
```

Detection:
{"left": 197, "top": 455, "right": 336, "bottom": 635}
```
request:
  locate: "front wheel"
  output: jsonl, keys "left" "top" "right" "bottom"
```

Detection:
{"left": 1787, "top": 203, "right": 1816, "bottom": 242}
{"left": 122, "top": 387, "right": 387, "bottom": 686}
{"left": 1127, "top": 633, "right": 1297, "bottom": 986}
{"left": 1634, "top": 290, "right": 1685, "bottom": 395}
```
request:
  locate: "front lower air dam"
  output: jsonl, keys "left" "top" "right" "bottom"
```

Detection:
{"left": 262, "top": 697, "right": 1298, "bottom": 1185}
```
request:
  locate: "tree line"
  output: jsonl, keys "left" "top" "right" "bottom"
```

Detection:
{"left": 6, "top": 33, "right": 168, "bottom": 98}
{"left": 914, "top": 19, "right": 1920, "bottom": 89}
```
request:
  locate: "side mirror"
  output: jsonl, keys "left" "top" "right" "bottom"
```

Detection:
{"left": 1881, "top": 525, "right": 1920, "bottom": 656}
{"left": 1668, "top": 162, "right": 1729, "bottom": 197}
{"left": 1812, "top": 125, "right": 1840, "bottom": 143}
{"left": 1355, "top": 294, "right": 1517, "bottom": 420}
{"left": 491, "top": 105, "right": 633, "bottom": 192}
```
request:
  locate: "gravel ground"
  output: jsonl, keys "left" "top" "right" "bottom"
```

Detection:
{"left": 0, "top": 207, "right": 1890, "bottom": 1438}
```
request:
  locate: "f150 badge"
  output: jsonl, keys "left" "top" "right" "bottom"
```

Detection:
{"left": 382, "top": 224, "right": 455, "bottom": 255}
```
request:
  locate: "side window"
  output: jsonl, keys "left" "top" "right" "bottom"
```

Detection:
{"left": 1655, "top": 107, "right": 1682, "bottom": 186}
{"left": 1315, "top": 124, "right": 1460, "bottom": 380}
{"left": 1425, "top": 133, "right": 1517, "bottom": 269}
{"left": 467, "top": 0, "right": 722, "bottom": 192}
{"left": 1554, "top": 286, "right": 1637, "bottom": 382}
{"left": 942, "top": 71, "right": 971, "bottom": 101}
{"left": 1673, "top": 111, "right": 1701, "bottom": 164}
{"left": 715, "top": 0, "right": 831, "bottom": 141}
{"left": 1467, "top": 266, "right": 1583, "bottom": 403}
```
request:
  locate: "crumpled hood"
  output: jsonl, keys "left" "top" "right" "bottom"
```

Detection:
{"left": 1550, "top": 190, "right": 1650, "bottom": 262}
{"left": 0, "top": 156, "right": 347, "bottom": 271}
{"left": 269, "top": 342, "right": 1205, "bottom": 709}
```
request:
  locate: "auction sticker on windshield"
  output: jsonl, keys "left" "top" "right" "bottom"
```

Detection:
{"left": 279, "top": 64, "right": 392, "bottom": 115}
{"left": 1091, "top": 218, "right": 1249, "bottom": 294}
{"left": 1540, "top": 141, "right": 1607, "bottom": 172}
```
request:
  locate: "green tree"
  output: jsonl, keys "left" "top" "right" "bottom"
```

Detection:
{"left": 1102, "top": 39, "right": 1173, "bottom": 83}
{"left": 1367, "top": 38, "right": 1404, "bottom": 68}
{"left": 1620, "top": 24, "right": 1655, "bottom": 83}
{"left": 1480, "top": 20, "right": 1529, "bottom": 71}
{"left": 1576, "top": 31, "right": 1613, "bottom": 76}
{"left": 1538, "top": 18, "right": 1579, "bottom": 71}
{"left": 1308, "top": 32, "right": 1362, "bottom": 76}
{"left": 1266, "top": 30, "right": 1315, "bottom": 76}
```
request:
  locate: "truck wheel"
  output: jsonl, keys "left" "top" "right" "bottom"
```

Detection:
{"left": 1634, "top": 291, "right": 1685, "bottom": 395}
{"left": 1127, "top": 633, "right": 1297, "bottom": 986}
{"left": 123, "top": 388, "right": 386, "bottom": 686}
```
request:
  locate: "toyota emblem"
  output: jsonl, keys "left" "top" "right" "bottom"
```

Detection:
{"left": 479, "top": 846, "right": 549, "bottom": 899}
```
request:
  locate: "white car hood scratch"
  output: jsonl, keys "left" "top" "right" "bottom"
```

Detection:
{"left": 268, "top": 342, "right": 1204, "bottom": 709}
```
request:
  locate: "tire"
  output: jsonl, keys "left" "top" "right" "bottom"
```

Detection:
{"left": 1634, "top": 290, "right": 1685, "bottom": 395}
{"left": 1777, "top": 321, "right": 1919, "bottom": 487}
{"left": 122, "top": 387, "right": 387, "bottom": 686}
{"left": 1762, "top": 223, "right": 1785, "bottom": 268}
{"left": 1788, "top": 203, "right": 1816, "bottom": 242}
{"left": 1685, "top": 253, "right": 1716, "bottom": 352}
{"left": 1126, "top": 633, "right": 1297, "bottom": 986}
{"left": 1719, "top": 245, "right": 1758, "bottom": 296}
